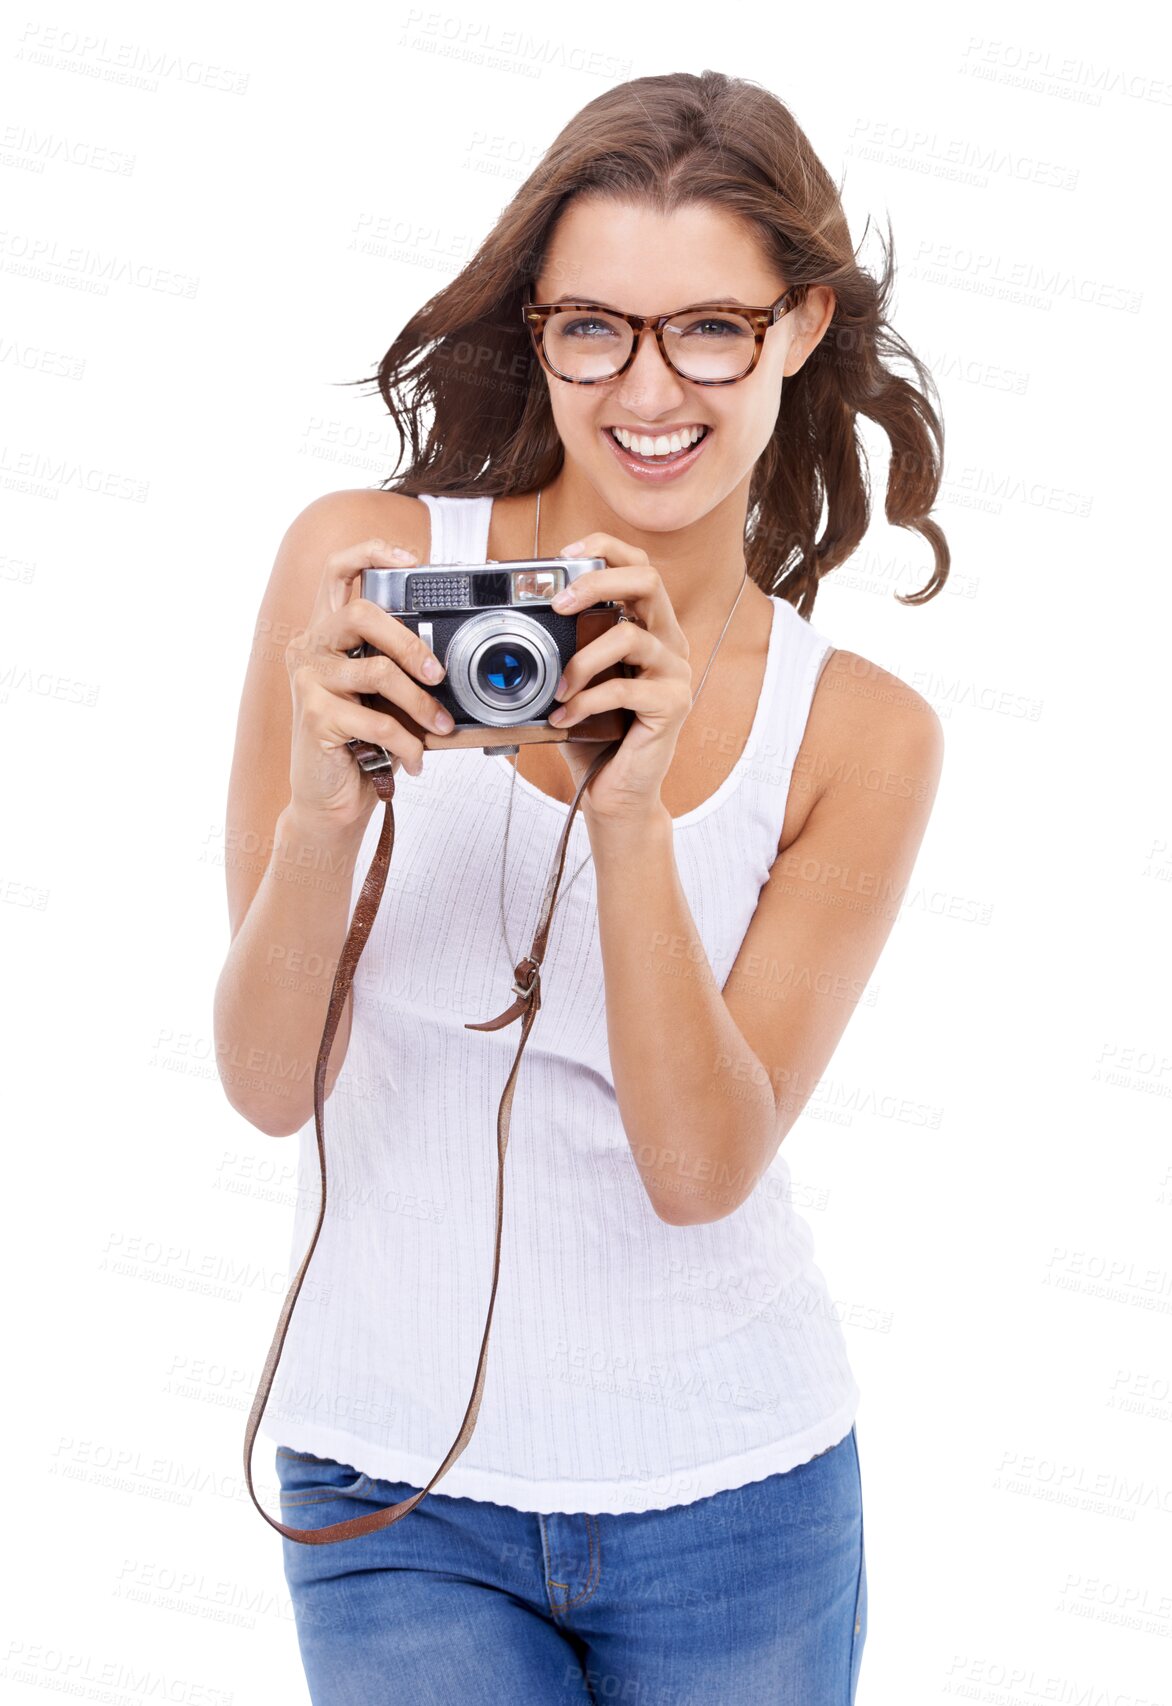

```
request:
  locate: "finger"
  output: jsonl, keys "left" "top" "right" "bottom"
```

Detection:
{"left": 548, "top": 672, "right": 690, "bottom": 729}
{"left": 559, "top": 562, "right": 661, "bottom": 610}
{"left": 554, "top": 561, "right": 665, "bottom": 622}
{"left": 308, "top": 538, "right": 419, "bottom": 628}
{"left": 554, "top": 535, "right": 678, "bottom": 630}
{"left": 553, "top": 621, "right": 672, "bottom": 704}
{"left": 299, "top": 677, "right": 428, "bottom": 770}
{"left": 560, "top": 533, "right": 650, "bottom": 568}
{"left": 297, "top": 650, "right": 456, "bottom": 737}
{"left": 311, "top": 597, "right": 448, "bottom": 691}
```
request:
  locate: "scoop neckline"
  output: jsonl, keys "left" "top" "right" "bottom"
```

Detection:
{"left": 490, "top": 594, "right": 783, "bottom": 832}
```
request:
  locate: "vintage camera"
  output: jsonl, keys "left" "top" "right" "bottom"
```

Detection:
{"left": 347, "top": 555, "right": 636, "bottom": 758}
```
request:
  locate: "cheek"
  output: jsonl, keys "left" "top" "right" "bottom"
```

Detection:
{"left": 546, "top": 387, "right": 594, "bottom": 442}
{"left": 710, "top": 403, "right": 776, "bottom": 457}
{"left": 731, "top": 372, "right": 785, "bottom": 454}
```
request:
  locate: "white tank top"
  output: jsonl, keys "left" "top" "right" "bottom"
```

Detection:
{"left": 262, "top": 492, "right": 861, "bottom": 1515}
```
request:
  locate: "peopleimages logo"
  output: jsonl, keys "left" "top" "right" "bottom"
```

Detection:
{"left": 15, "top": 22, "right": 250, "bottom": 95}
{"left": 958, "top": 36, "right": 1172, "bottom": 106}
{"left": 908, "top": 239, "right": 1142, "bottom": 314}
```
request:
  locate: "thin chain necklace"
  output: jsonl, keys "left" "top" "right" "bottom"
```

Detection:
{"left": 499, "top": 486, "right": 749, "bottom": 968}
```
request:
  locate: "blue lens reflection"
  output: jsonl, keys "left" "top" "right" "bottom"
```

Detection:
{"left": 481, "top": 644, "right": 532, "bottom": 696}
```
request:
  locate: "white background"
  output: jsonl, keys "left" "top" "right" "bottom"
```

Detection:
{"left": 2, "top": 0, "right": 1169, "bottom": 1700}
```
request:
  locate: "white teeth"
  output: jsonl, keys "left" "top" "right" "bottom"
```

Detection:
{"left": 609, "top": 425, "right": 707, "bottom": 458}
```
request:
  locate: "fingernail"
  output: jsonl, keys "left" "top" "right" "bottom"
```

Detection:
{"left": 424, "top": 656, "right": 444, "bottom": 680}
{"left": 391, "top": 547, "right": 414, "bottom": 562}
{"left": 553, "top": 674, "right": 568, "bottom": 699}
{"left": 547, "top": 705, "right": 567, "bottom": 723}
{"left": 560, "top": 541, "right": 584, "bottom": 556}
{"left": 551, "top": 589, "right": 574, "bottom": 610}
{"left": 434, "top": 708, "right": 455, "bottom": 732}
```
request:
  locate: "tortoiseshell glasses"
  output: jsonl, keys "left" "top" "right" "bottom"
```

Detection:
{"left": 521, "top": 279, "right": 807, "bottom": 386}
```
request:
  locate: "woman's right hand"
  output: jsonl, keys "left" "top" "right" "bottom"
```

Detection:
{"left": 284, "top": 538, "right": 455, "bottom": 832}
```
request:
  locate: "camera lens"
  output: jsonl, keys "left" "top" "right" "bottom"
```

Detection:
{"left": 477, "top": 642, "right": 535, "bottom": 698}
{"left": 444, "top": 612, "right": 561, "bottom": 725}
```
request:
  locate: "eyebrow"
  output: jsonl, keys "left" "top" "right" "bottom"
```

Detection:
{"left": 545, "top": 294, "right": 754, "bottom": 310}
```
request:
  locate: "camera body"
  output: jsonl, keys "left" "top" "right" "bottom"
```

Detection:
{"left": 349, "top": 555, "right": 636, "bottom": 755}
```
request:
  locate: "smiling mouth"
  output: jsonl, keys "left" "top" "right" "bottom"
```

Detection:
{"left": 604, "top": 424, "right": 710, "bottom": 462}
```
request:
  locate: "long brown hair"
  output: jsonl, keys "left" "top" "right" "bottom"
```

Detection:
{"left": 349, "top": 70, "right": 949, "bottom": 616}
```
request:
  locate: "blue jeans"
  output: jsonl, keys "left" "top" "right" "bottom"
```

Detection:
{"left": 276, "top": 1425, "right": 867, "bottom": 1704}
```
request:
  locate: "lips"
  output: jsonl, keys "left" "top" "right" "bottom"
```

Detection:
{"left": 600, "top": 424, "right": 713, "bottom": 483}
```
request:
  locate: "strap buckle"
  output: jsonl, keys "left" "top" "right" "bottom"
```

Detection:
{"left": 511, "top": 962, "right": 540, "bottom": 1000}
{"left": 347, "top": 739, "right": 394, "bottom": 774}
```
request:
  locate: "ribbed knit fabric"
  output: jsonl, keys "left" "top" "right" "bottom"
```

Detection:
{"left": 261, "top": 492, "right": 861, "bottom": 1515}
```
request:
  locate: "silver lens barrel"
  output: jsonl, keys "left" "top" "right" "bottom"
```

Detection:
{"left": 444, "top": 610, "right": 562, "bottom": 726}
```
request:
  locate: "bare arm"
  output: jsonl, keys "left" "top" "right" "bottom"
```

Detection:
{"left": 585, "top": 653, "right": 945, "bottom": 1224}
{"left": 215, "top": 802, "right": 370, "bottom": 1137}
{"left": 213, "top": 489, "right": 440, "bottom": 1136}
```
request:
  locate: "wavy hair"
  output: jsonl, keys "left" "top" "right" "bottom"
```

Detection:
{"left": 348, "top": 70, "right": 949, "bottom": 616}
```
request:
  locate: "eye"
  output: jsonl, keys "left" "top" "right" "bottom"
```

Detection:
{"left": 561, "top": 317, "right": 621, "bottom": 339}
{"left": 688, "top": 318, "right": 749, "bottom": 338}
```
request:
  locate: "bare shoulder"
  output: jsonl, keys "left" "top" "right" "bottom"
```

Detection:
{"left": 789, "top": 646, "right": 945, "bottom": 840}
{"left": 816, "top": 646, "right": 944, "bottom": 754}
{"left": 276, "top": 486, "right": 432, "bottom": 563}
{"left": 256, "top": 487, "right": 433, "bottom": 670}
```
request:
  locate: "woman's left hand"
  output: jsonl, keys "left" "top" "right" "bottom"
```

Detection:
{"left": 544, "top": 533, "right": 693, "bottom": 823}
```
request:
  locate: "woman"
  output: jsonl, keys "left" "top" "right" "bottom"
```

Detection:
{"left": 215, "top": 69, "right": 946, "bottom": 1705}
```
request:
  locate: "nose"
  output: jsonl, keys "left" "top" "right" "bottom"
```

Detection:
{"left": 615, "top": 325, "right": 690, "bottom": 418}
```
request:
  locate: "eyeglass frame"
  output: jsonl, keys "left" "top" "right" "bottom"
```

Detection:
{"left": 520, "top": 279, "right": 809, "bottom": 387}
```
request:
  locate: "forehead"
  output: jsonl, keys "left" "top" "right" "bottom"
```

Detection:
{"left": 536, "top": 198, "right": 782, "bottom": 308}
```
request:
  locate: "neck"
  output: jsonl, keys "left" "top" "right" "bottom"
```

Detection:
{"left": 535, "top": 465, "right": 756, "bottom": 633}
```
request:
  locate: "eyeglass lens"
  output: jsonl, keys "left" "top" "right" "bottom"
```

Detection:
{"left": 543, "top": 308, "right": 757, "bottom": 382}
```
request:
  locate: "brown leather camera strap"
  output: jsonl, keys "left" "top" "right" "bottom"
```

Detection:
{"left": 243, "top": 735, "right": 619, "bottom": 1545}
